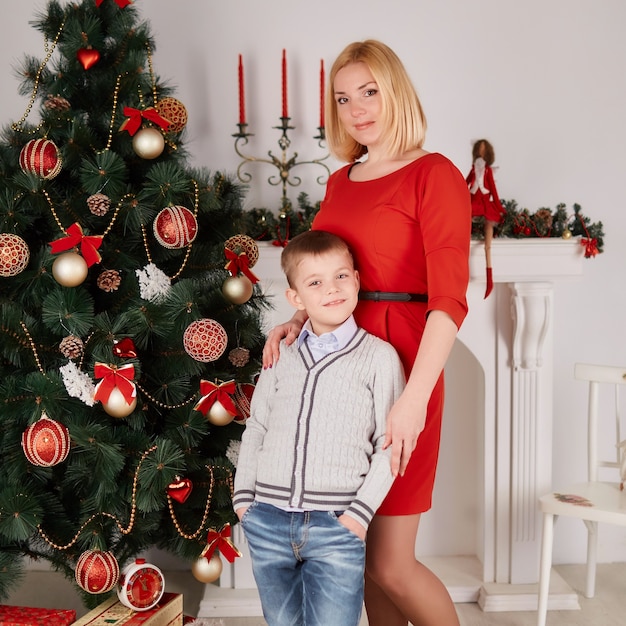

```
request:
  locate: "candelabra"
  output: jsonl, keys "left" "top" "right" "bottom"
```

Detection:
{"left": 232, "top": 117, "right": 329, "bottom": 211}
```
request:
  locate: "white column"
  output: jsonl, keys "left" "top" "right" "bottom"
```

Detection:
{"left": 509, "top": 282, "right": 554, "bottom": 584}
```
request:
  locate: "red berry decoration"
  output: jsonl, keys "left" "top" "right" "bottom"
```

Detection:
{"left": 19, "top": 138, "right": 62, "bottom": 180}
{"left": 22, "top": 415, "right": 70, "bottom": 467}
{"left": 75, "top": 549, "right": 120, "bottom": 594}
{"left": 183, "top": 318, "right": 228, "bottom": 363}
{"left": 0, "top": 233, "right": 30, "bottom": 277}
{"left": 153, "top": 206, "right": 198, "bottom": 249}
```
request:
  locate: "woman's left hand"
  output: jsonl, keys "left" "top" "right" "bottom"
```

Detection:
{"left": 383, "top": 392, "right": 427, "bottom": 477}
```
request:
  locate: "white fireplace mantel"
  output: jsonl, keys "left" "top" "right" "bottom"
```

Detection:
{"left": 199, "top": 237, "right": 586, "bottom": 617}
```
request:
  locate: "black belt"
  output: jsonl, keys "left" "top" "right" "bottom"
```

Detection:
{"left": 359, "top": 291, "right": 428, "bottom": 303}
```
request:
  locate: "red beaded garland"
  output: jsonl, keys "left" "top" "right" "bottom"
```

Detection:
{"left": 19, "top": 138, "right": 63, "bottom": 180}
{"left": 183, "top": 318, "right": 228, "bottom": 363}
{"left": 75, "top": 549, "right": 120, "bottom": 594}
{"left": 21, "top": 416, "right": 70, "bottom": 467}
{"left": 153, "top": 206, "right": 198, "bottom": 249}
{"left": 0, "top": 233, "right": 30, "bottom": 277}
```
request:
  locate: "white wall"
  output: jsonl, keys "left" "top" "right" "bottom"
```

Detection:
{"left": 2, "top": 0, "right": 625, "bottom": 568}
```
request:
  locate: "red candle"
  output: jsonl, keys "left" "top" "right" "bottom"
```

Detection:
{"left": 238, "top": 54, "right": 246, "bottom": 125}
{"left": 319, "top": 59, "right": 325, "bottom": 129}
{"left": 282, "top": 49, "right": 288, "bottom": 118}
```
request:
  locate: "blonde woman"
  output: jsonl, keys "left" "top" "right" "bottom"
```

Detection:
{"left": 263, "top": 40, "right": 470, "bottom": 626}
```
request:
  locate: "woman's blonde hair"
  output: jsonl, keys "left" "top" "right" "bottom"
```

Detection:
{"left": 325, "top": 40, "right": 427, "bottom": 163}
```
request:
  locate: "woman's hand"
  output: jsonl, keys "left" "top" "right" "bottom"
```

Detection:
{"left": 235, "top": 506, "right": 248, "bottom": 521}
{"left": 383, "top": 392, "right": 427, "bottom": 477}
{"left": 261, "top": 311, "right": 307, "bottom": 369}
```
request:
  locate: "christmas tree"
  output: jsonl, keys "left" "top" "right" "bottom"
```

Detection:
{"left": 0, "top": 0, "right": 265, "bottom": 607}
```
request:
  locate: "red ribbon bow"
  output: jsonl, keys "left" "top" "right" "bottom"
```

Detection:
{"left": 224, "top": 249, "right": 259, "bottom": 284}
{"left": 120, "top": 107, "right": 171, "bottom": 136}
{"left": 50, "top": 223, "right": 103, "bottom": 267}
{"left": 94, "top": 363, "right": 137, "bottom": 404}
{"left": 194, "top": 380, "right": 238, "bottom": 416}
{"left": 95, "top": 0, "right": 132, "bottom": 8}
{"left": 201, "top": 524, "right": 242, "bottom": 563}
{"left": 581, "top": 237, "right": 599, "bottom": 258}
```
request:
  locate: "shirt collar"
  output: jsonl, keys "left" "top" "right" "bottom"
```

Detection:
{"left": 297, "top": 315, "right": 358, "bottom": 351}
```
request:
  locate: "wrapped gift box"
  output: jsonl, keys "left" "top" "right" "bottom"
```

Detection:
{"left": 72, "top": 592, "right": 182, "bottom": 626}
{"left": 0, "top": 605, "right": 76, "bottom": 625}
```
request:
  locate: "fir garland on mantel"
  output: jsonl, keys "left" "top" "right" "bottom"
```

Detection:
{"left": 240, "top": 196, "right": 604, "bottom": 258}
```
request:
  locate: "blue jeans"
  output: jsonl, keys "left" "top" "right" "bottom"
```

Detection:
{"left": 241, "top": 501, "right": 365, "bottom": 626}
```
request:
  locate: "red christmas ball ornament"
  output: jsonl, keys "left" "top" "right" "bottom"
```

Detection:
{"left": 224, "top": 234, "right": 259, "bottom": 268}
{"left": 22, "top": 415, "right": 71, "bottom": 467}
{"left": 19, "top": 138, "right": 63, "bottom": 180}
{"left": 0, "top": 233, "right": 30, "bottom": 277}
{"left": 233, "top": 383, "right": 255, "bottom": 423}
{"left": 156, "top": 97, "right": 188, "bottom": 133}
{"left": 183, "top": 319, "right": 228, "bottom": 363}
{"left": 153, "top": 206, "right": 198, "bottom": 249}
{"left": 75, "top": 549, "right": 120, "bottom": 594}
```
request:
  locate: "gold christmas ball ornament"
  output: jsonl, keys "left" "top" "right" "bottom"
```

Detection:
{"left": 156, "top": 97, "right": 188, "bottom": 134}
{"left": 222, "top": 275, "right": 254, "bottom": 305}
{"left": 52, "top": 251, "right": 89, "bottom": 287}
{"left": 102, "top": 386, "right": 137, "bottom": 418}
{"left": 207, "top": 400, "right": 236, "bottom": 426}
{"left": 0, "top": 233, "right": 30, "bottom": 277}
{"left": 191, "top": 554, "right": 223, "bottom": 584}
{"left": 561, "top": 228, "right": 572, "bottom": 240}
{"left": 224, "top": 234, "right": 259, "bottom": 268}
{"left": 132, "top": 127, "right": 165, "bottom": 159}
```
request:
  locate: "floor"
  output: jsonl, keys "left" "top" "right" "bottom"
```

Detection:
{"left": 186, "top": 563, "right": 626, "bottom": 625}
{"left": 5, "top": 563, "right": 625, "bottom": 625}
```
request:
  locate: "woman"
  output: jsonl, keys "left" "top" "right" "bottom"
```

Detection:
{"left": 263, "top": 40, "right": 470, "bottom": 626}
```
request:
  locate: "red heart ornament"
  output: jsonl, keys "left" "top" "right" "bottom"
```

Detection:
{"left": 167, "top": 478, "right": 193, "bottom": 503}
{"left": 77, "top": 48, "right": 100, "bottom": 70}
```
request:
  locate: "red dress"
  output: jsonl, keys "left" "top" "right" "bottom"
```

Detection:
{"left": 313, "top": 153, "right": 470, "bottom": 514}
{"left": 465, "top": 158, "right": 504, "bottom": 223}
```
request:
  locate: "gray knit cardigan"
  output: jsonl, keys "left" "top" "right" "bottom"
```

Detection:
{"left": 232, "top": 328, "right": 405, "bottom": 529}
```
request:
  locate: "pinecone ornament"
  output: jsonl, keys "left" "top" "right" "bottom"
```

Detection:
{"left": 228, "top": 347, "right": 250, "bottom": 367}
{"left": 87, "top": 193, "right": 111, "bottom": 216}
{"left": 45, "top": 95, "right": 71, "bottom": 112}
{"left": 97, "top": 269, "right": 121, "bottom": 292}
{"left": 59, "top": 335, "right": 84, "bottom": 359}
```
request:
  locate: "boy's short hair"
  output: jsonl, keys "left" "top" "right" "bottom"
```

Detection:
{"left": 281, "top": 230, "right": 354, "bottom": 287}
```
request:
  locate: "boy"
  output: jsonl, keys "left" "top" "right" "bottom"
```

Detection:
{"left": 233, "top": 230, "right": 405, "bottom": 626}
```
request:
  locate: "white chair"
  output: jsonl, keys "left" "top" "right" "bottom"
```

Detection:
{"left": 537, "top": 362, "right": 626, "bottom": 626}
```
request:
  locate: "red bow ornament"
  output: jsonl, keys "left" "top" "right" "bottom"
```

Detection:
{"left": 581, "top": 237, "right": 599, "bottom": 258}
{"left": 201, "top": 524, "right": 242, "bottom": 563}
{"left": 194, "top": 380, "right": 237, "bottom": 417}
{"left": 224, "top": 249, "right": 259, "bottom": 284}
{"left": 120, "top": 107, "right": 171, "bottom": 136}
{"left": 95, "top": 0, "right": 132, "bottom": 8}
{"left": 93, "top": 363, "right": 137, "bottom": 404}
{"left": 50, "top": 223, "right": 103, "bottom": 267}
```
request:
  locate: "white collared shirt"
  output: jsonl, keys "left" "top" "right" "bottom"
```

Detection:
{"left": 297, "top": 315, "right": 358, "bottom": 362}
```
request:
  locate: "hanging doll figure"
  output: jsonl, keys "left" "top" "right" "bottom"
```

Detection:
{"left": 466, "top": 139, "right": 505, "bottom": 298}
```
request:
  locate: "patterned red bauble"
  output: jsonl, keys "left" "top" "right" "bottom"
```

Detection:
{"left": 0, "top": 233, "right": 30, "bottom": 277}
{"left": 156, "top": 97, "right": 188, "bottom": 134}
{"left": 21, "top": 415, "right": 70, "bottom": 467}
{"left": 233, "top": 383, "right": 255, "bottom": 423}
{"left": 153, "top": 206, "right": 198, "bottom": 249}
{"left": 75, "top": 549, "right": 120, "bottom": 594}
{"left": 224, "top": 234, "right": 259, "bottom": 268}
{"left": 183, "top": 319, "right": 228, "bottom": 363}
{"left": 19, "top": 138, "right": 62, "bottom": 180}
